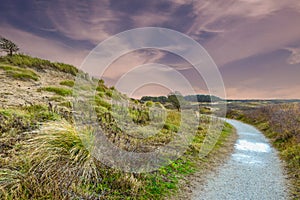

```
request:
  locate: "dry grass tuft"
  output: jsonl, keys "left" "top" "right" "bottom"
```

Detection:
{"left": 27, "top": 121, "right": 101, "bottom": 189}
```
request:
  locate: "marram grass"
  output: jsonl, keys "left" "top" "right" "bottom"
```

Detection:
{"left": 27, "top": 120, "right": 101, "bottom": 187}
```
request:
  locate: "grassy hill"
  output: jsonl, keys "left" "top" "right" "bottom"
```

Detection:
{"left": 0, "top": 54, "right": 235, "bottom": 199}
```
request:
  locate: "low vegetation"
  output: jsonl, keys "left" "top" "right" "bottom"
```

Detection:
{"left": 39, "top": 86, "right": 72, "bottom": 96}
{"left": 59, "top": 80, "right": 75, "bottom": 87}
{"left": 0, "top": 54, "right": 78, "bottom": 75}
{"left": 227, "top": 103, "right": 300, "bottom": 199}
{"left": 0, "top": 52, "right": 235, "bottom": 199}
{"left": 0, "top": 102, "right": 233, "bottom": 199}
{"left": 0, "top": 64, "right": 39, "bottom": 81}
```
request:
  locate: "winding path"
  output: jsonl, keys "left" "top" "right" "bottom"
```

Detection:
{"left": 192, "top": 119, "right": 288, "bottom": 200}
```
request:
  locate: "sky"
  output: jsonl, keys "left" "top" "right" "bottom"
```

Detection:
{"left": 0, "top": 0, "right": 300, "bottom": 99}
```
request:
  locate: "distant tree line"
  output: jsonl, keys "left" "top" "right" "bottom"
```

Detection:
{"left": 141, "top": 92, "right": 188, "bottom": 111}
{"left": 184, "top": 94, "right": 222, "bottom": 102}
{"left": 141, "top": 96, "right": 169, "bottom": 103}
{"left": 141, "top": 94, "right": 222, "bottom": 104}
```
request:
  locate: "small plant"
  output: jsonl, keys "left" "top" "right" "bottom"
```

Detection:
{"left": 163, "top": 123, "right": 179, "bottom": 132}
{"left": 105, "top": 90, "right": 113, "bottom": 97}
{"left": 48, "top": 96, "right": 65, "bottom": 102}
{"left": 94, "top": 95, "right": 111, "bottom": 110}
{"left": 59, "top": 80, "right": 74, "bottom": 87}
{"left": 59, "top": 101, "right": 72, "bottom": 108}
{"left": 39, "top": 86, "right": 72, "bottom": 96}
{"left": 145, "top": 101, "right": 154, "bottom": 107}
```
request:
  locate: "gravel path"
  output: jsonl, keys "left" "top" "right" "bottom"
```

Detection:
{"left": 192, "top": 119, "right": 288, "bottom": 200}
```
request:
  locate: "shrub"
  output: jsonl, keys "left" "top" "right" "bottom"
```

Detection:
{"left": 105, "top": 90, "right": 113, "bottom": 97}
{"left": 145, "top": 101, "right": 154, "bottom": 107}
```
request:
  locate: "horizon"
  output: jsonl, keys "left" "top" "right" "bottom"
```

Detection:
{"left": 0, "top": 0, "right": 300, "bottom": 99}
{"left": 136, "top": 93, "right": 300, "bottom": 101}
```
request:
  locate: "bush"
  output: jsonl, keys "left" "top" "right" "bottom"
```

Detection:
{"left": 145, "top": 101, "right": 154, "bottom": 107}
{"left": 105, "top": 90, "right": 113, "bottom": 97}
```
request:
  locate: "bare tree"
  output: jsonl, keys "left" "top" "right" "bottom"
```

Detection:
{"left": 0, "top": 36, "right": 19, "bottom": 56}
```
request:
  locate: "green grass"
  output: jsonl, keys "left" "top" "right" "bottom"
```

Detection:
{"left": 0, "top": 64, "right": 39, "bottom": 81}
{"left": 96, "top": 86, "right": 106, "bottom": 92}
{"left": 0, "top": 104, "right": 235, "bottom": 199}
{"left": 0, "top": 105, "right": 60, "bottom": 175}
{"left": 94, "top": 95, "right": 111, "bottom": 110}
{"left": 0, "top": 54, "right": 78, "bottom": 75}
{"left": 59, "top": 80, "right": 74, "bottom": 87}
{"left": 58, "top": 101, "right": 72, "bottom": 108}
{"left": 0, "top": 52, "right": 236, "bottom": 199}
{"left": 163, "top": 123, "right": 179, "bottom": 132}
{"left": 39, "top": 86, "right": 72, "bottom": 96}
{"left": 0, "top": 105, "right": 60, "bottom": 134}
{"left": 52, "top": 62, "right": 78, "bottom": 76}
{"left": 48, "top": 96, "right": 65, "bottom": 102}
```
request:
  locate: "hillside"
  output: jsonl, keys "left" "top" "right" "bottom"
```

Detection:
{"left": 0, "top": 54, "right": 78, "bottom": 108}
{"left": 0, "top": 54, "right": 235, "bottom": 199}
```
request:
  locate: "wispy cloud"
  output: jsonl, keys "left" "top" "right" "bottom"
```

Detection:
{"left": 285, "top": 47, "right": 300, "bottom": 64}
{"left": 0, "top": 23, "right": 88, "bottom": 66}
{"left": 0, "top": 0, "right": 299, "bottom": 98}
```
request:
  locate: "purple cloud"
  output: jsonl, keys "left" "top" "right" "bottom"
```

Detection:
{"left": 0, "top": 0, "right": 299, "bottom": 98}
